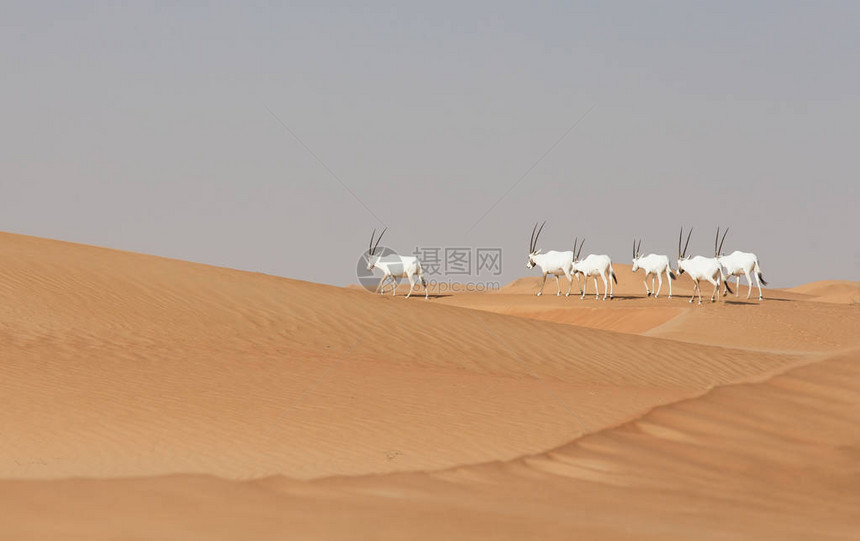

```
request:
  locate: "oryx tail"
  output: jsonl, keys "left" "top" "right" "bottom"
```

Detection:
{"left": 754, "top": 260, "right": 768, "bottom": 286}
{"left": 722, "top": 269, "right": 734, "bottom": 295}
{"left": 609, "top": 263, "right": 617, "bottom": 285}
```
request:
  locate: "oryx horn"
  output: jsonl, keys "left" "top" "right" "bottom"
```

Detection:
{"left": 369, "top": 227, "right": 387, "bottom": 255}
{"left": 530, "top": 221, "right": 546, "bottom": 252}
{"left": 679, "top": 227, "right": 693, "bottom": 258}
{"left": 529, "top": 223, "right": 537, "bottom": 252}
{"left": 717, "top": 227, "right": 729, "bottom": 257}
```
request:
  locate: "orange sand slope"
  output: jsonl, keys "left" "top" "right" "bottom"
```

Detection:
{"left": 5, "top": 350, "right": 856, "bottom": 540}
{"left": 787, "top": 280, "right": 860, "bottom": 304}
{"left": 1, "top": 231, "right": 858, "bottom": 539}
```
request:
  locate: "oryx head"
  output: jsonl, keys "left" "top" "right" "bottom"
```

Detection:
{"left": 714, "top": 226, "right": 729, "bottom": 258}
{"left": 631, "top": 239, "right": 643, "bottom": 271}
{"left": 366, "top": 227, "right": 387, "bottom": 270}
{"left": 526, "top": 221, "right": 545, "bottom": 268}
{"left": 677, "top": 227, "right": 693, "bottom": 275}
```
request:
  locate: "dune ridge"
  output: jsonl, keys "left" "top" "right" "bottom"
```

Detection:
{"left": 786, "top": 279, "right": 860, "bottom": 304}
{"left": 1, "top": 231, "right": 859, "bottom": 539}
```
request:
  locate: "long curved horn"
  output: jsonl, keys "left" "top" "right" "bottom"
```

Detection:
{"left": 533, "top": 221, "right": 546, "bottom": 251}
{"left": 573, "top": 237, "right": 579, "bottom": 260}
{"left": 632, "top": 238, "right": 636, "bottom": 259}
{"left": 369, "top": 229, "right": 376, "bottom": 254}
{"left": 372, "top": 227, "right": 387, "bottom": 255}
{"left": 682, "top": 227, "right": 693, "bottom": 258}
{"left": 577, "top": 238, "right": 585, "bottom": 260}
{"left": 718, "top": 227, "right": 729, "bottom": 256}
{"left": 529, "top": 223, "right": 538, "bottom": 252}
{"left": 678, "top": 228, "right": 683, "bottom": 258}
{"left": 637, "top": 239, "right": 642, "bottom": 258}
{"left": 714, "top": 227, "right": 720, "bottom": 257}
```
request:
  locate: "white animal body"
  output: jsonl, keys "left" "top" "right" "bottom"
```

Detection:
{"left": 571, "top": 239, "right": 617, "bottom": 300}
{"left": 366, "top": 228, "right": 428, "bottom": 299}
{"left": 718, "top": 249, "right": 768, "bottom": 301}
{"left": 631, "top": 239, "right": 676, "bottom": 298}
{"left": 676, "top": 227, "right": 733, "bottom": 305}
{"left": 525, "top": 222, "right": 576, "bottom": 297}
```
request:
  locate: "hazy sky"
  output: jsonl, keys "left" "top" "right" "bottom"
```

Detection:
{"left": 3, "top": 2, "right": 858, "bottom": 287}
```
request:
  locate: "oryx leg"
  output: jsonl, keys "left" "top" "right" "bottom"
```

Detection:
{"left": 743, "top": 270, "right": 754, "bottom": 299}
{"left": 384, "top": 276, "right": 399, "bottom": 295}
{"left": 708, "top": 277, "right": 719, "bottom": 302}
{"left": 736, "top": 275, "right": 741, "bottom": 297}
{"left": 375, "top": 274, "right": 390, "bottom": 294}
{"left": 690, "top": 280, "right": 699, "bottom": 304}
{"left": 755, "top": 270, "right": 763, "bottom": 300}
{"left": 593, "top": 276, "right": 600, "bottom": 300}
{"left": 554, "top": 274, "right": 562, "bottom": 296}
{"left": 420, "top": 271, "right": 429, "bottom": 299}
{"left": 537, "top": 273, "right": 548, "bottom": 297}
{"left": 666, "top": 268, "right": 673, "bottom": 298}
{"left": 405, "top": 273, "right": 416, "bottom": 298}
{"left": 666, "top": 265, "right": 672, "bottom": 299}
{"left": 600, "top": 272, "right": 609, "bottom": 300}
{"left": 601, "top": 271, "right": 615, "bottom": 300}
{"left": 580, "top": 274, "right": 588, "bottom": 299}
{"left": 655, "top": 273, "right": 663, "bottom": 298}
{"left": 643, "top": 277, "right": 651, "bottom": 297}
{"left": 564, "top": 269, "right": 573, "bottom": 297}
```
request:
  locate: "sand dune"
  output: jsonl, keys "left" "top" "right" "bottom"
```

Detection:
{"left": 1, "top": 232, "right": 803, "bottom": 480}
{"left": 1, "top": 231, "right": 858, "bottom": 539}
{"left": 2, "top": 350, "right": 857, "bottom": 540}
{"left": 787, "top": 280, "right": 860, "bottom": 304}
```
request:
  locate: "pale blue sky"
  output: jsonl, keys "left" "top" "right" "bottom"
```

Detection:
{"left": 2, "top": 2, "right": 858, "bottom": 286}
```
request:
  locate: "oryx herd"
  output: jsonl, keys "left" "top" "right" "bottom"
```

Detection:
{"left": 364, "top": 224, "right": 767, "bottom": 304}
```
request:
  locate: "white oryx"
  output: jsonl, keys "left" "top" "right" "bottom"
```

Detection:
{"left": 525, "top": 221, "right": 577, "bottom": 297}
{"left": 631, "top": 239, "right": 676, "bottom": 298}
{"left": 365, "top": 228, "right": 429, "bottom": 299}
{"left": 572, "top": 238, "right": 617, "bottom": 300}
{"left": 715, "top": 228, "right": 768, "bottom": 300}
{"left": 676, "top": 227, "right": 733, "bottom": 305}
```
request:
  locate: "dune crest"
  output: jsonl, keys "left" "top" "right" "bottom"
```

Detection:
{"left": 1, "top": 232, "right": 859, "bottom": 539}
{"left": 787, "top": 280, "right": 860, "bottom": 304}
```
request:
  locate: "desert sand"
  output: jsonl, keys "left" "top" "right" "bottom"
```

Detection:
{"left": 1, "top": 231, "right": 858, "bottom": 539}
